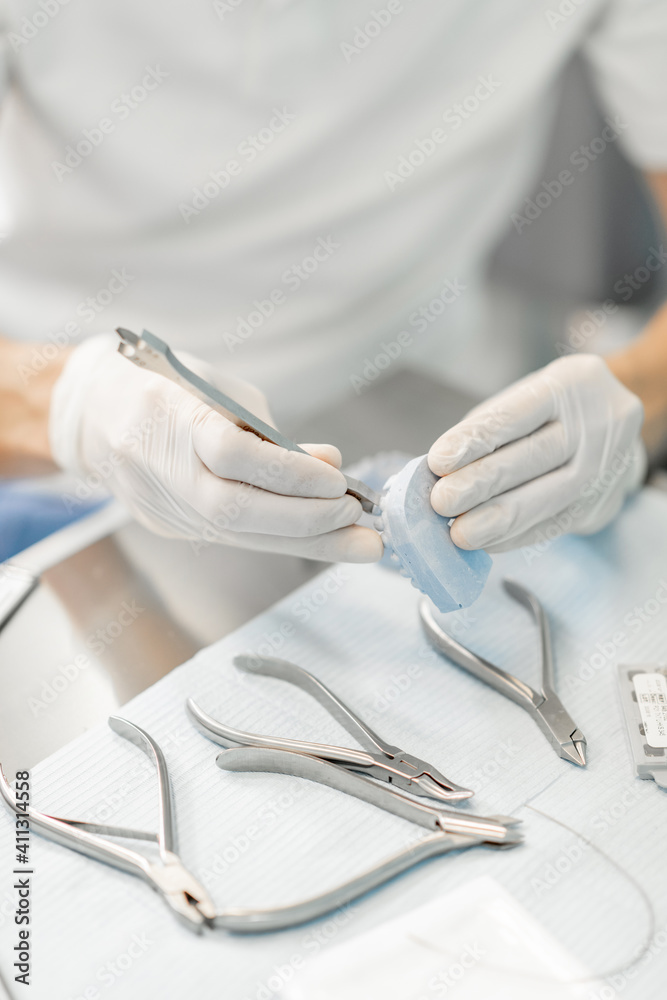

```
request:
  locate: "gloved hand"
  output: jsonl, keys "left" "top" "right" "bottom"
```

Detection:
{"left": 427, "top": 355, "right": 646, "bottom": 553}
{"left": 49, "top": 334, "right": 382, "bottom": 562}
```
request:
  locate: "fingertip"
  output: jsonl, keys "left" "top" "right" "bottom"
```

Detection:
{"left": 337, "top": 494, "right": 364, "bottom": 526}
{"left": 428, "top": 439, "right": 462, "bottom": 476}
{"left": 297, "top": 524, "right": 382, "bottom": 562}
{"left": 300, "top": 442, "right": 343, "bottom": 470}
{"left": 430, "top": 479, "right": 455, "bottom": 517}
{"left": 276, "top": 444, "right": 349, "bottom": 499}
{"left": 339, "top": 526, "right": 384, "bottom": 563}
{"left": 449, "top": 516, "right": 477, "bottom": 551}
{"left": 294, "top": 444, "right": 347, "bottom": 497}
{"left": 304, "top": 455, "right": 348, "bottom": 499}
{"left": 427, "top": 448, "right": 447, "bottom": 476}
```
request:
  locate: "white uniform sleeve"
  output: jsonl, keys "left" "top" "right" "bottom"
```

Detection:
{"left": 0, "top": 19, "right": 9, "bottom": 105}
{"left": 582, "top": 0, "right": 667, "bottom": 170}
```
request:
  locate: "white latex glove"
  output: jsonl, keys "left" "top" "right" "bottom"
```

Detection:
{"left": 49, "top": 334, "right": 382, "bottom": 562}
{"left": 427, "top": 355, "right": 646, "bottom": 553}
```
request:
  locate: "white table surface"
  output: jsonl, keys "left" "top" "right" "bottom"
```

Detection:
{"left": 2, "top": 488, "right": 667, "bottom": 999}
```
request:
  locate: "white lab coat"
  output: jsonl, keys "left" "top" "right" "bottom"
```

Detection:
{"left": 0, "top": 0, "right": 666, "bottom": 421}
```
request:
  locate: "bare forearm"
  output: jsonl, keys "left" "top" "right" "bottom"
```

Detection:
{"left": 0, "top": 336, "right": 71, "bottom": 475}
{"left": 606, "top": 171, "right": 667, "bottom": 460}
{"left": 607, "top": 299, "right": 667, "bottom": 459}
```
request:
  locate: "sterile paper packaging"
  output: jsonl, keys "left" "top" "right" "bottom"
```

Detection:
{"left": 283, "top": 876, "right": 603, "bottom": 1000}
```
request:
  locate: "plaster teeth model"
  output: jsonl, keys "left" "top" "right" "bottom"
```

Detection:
{"left": 377, "top": 455, "right": 492, "bottom": 613}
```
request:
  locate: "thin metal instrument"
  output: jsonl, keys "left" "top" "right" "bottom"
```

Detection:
{"left": 116, "top": 327, "right": 381, "bottom": 514}
{"left": 0, "top": 717, "right": 216, "bottom": 932}
{"left": 0, "top": 713, "right": 520, "bottom": 935}
{"left": 187, "top": 653, "right": 473, "bottom": 802}
{"left": 210, "top": 745, "right": 523, "bottom": 932}
{"left": 420, "top": 578, "right": 587, "bottom": 766}
{"left": 218, "top": 746, "right": 521, "bottom": 845}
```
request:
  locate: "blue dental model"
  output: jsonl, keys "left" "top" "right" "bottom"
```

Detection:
{"left": 377, "top": 454, "right": 492, "bottom": 612}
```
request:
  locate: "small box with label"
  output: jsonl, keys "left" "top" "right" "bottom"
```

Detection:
{"left": 618, "top": 665, "right": 667, "bottom": 788}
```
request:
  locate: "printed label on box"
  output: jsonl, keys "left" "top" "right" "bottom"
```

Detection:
{"left": 633, "top": 672, "right": 667, "bottom": 748}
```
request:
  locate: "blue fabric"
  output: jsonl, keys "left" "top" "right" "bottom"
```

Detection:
{"left": 0, "top": 485, "right": 107, "bottom": 562}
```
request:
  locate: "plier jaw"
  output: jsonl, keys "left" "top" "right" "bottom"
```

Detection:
{"left": 534, "top": 696, "right": 588, "bottom": 767}
{"left": 189, "top": 654, "right": 473, "bottom": 804}
{"left": 420, "top": 581, "right": 588, "bottom": 769}
{"left": 380, "top": 750, "right": 474, "bottom": 802}
{"left": 148, "top": 854, "right": 217, "bottom": 932}
{"left": 0, "top": 719, "right": 221, "bottom": 935}
{"left": 561, "top": 728, "right": 587, "bottom": 767}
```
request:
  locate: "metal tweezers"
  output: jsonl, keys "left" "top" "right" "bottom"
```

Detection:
{"left": 115, "top": 327, "right": 381, "bottom": 514}
{"left": 420, "top": 578, "right": 587, "bottom": 766}
{"left": 187, "top": 653, "right": 472, "bottom": 802}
